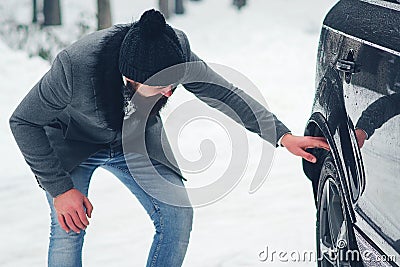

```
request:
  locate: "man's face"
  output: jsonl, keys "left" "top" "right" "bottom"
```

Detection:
{"left": 124, "top": 76, "right": 174, "bottom": 97}
{"left": 123, "top": 76, "right": 175, "bottom": 116}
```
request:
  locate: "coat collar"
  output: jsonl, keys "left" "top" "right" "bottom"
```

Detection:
{"left": 92, "top": 24, "right": 132, "bottom": 130}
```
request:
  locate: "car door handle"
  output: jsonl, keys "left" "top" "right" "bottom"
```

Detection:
{"left": 336, "top": 59, "right": 358, "bottom": 73}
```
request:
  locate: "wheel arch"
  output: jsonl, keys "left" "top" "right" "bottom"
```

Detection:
{"left": 303, "top": 112, "right": 358, "bottom": 223}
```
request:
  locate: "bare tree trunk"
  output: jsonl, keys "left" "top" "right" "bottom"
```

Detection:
{"left": 159, "top": 0, "right": 170, "bottom": 19}
{"left": 97, "top": 0, "right": 112, "bottom": 30}
{"left": 175, "top": 0, "right": 184, "bottom": 14}
{"left": 43, "top": 0, "right": 61, "bottom": 26}
{"left": 32, "top": 0, "right": 38, "bottom": 23}
{"left": 233, "top": 0, "right": 247, "bottom": 10}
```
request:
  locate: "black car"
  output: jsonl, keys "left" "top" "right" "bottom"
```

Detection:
{"left": 302, "top": 0, "right": 400, "bottom": 266}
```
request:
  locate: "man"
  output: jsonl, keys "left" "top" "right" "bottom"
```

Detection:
{"left": 9, "top": 9, "right": 328, "bottom": 267}
{"left": 354, "top": 92, "right": 400, "bottom": 148}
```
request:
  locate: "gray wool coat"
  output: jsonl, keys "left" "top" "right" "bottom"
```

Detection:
{"left": 9, "top": 24, "right": 290, "bottom": 198}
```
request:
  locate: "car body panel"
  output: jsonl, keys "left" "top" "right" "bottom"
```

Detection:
{"left": 303, "top": 0, "right": 400, "bottom": 265}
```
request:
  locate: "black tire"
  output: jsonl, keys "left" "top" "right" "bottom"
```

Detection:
{"left": 316, "top": 155, "right": 363, "bottom": 267}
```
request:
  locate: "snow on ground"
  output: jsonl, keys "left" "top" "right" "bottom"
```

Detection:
{"left": 0, "top": 0, "right": 336, "bottom": 266}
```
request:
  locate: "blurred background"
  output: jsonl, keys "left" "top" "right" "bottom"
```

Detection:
{"left": 0, "top": 0, "right": 254, "bottom": 62}
{"left": 0, "top": 0, "right": 336, "bottom": 266}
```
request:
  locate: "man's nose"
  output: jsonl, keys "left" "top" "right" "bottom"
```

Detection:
{"left": 160, "top": 86, "right": 173, "bottom": 97}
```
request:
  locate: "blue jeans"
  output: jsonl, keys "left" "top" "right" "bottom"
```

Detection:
{"left": 45, "top": 145, "right": 193, "bottom": 267}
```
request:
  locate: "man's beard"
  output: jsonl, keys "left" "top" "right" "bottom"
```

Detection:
{"left": 126, "top": 82, "right": 170, "bottom": 117}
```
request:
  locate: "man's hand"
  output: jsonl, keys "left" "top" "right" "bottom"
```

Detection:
{"left": 281, "top": 134, "right": 330, "bottom": 163}
{"left": 53, "top": 188, "right": 93, "bottom": 233}
{"left": 355, "top": 128, "right": 367, "bottom": 148}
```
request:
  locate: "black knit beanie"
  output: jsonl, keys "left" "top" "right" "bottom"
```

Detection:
{"left": 119, "top": 9, "right": 185, "bottom": 86}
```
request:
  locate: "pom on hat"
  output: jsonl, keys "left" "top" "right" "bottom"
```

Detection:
{"left": 138, "top": 9, "right": 166, "bottom": 39}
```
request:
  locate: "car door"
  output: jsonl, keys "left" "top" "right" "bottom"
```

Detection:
{"left": 324, "top": 0, "right": 400, "bottom": 261}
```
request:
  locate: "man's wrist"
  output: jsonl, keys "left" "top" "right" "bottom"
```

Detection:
{"left": 54, "top": 188, "right": 76, "bottom": 199}
{"left": 278, "top": 132, "right": 292, "bottom": 147}
{"left": 47, "top": 182, "right": 75, "bottom": 198}
{"left": 355, "top": 127, "right": 369, "bottom": 139}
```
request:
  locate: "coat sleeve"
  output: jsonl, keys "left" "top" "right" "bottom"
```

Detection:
{"left": 9, "top": 50, "right": 75, "bottom": 197}
{"left": 179, "top": 33, "right": 291, "bottom": 147}
{"left": 355, "top": 93, "right": 400, "bottom": 139}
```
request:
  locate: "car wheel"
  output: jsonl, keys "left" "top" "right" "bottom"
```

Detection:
{"left": 316, "top": 155, "right": 363, "bottom": 267}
